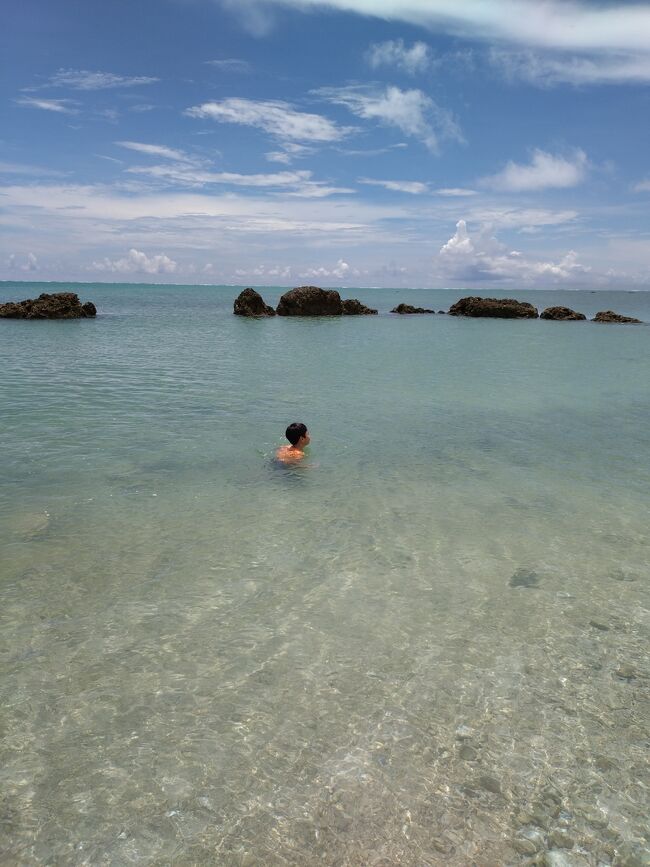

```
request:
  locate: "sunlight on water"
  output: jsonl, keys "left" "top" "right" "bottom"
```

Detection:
{"left": 1, "top": 283, "right": 649, "bottom": 865}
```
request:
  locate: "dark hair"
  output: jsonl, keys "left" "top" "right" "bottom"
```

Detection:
{"left": 286, "top": 422, "right": 307, "bottom": 446}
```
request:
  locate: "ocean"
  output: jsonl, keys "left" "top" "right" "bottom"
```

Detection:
{"left": 1, "top": 282, "right": 649, "bottom": 865}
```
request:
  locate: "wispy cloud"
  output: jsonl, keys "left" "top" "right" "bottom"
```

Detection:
{"left": 48, "top": 69, "right": 158, "bottom": 90}
{"left": 116, "top": 141, "right": 191, "bottom": 162}
{"left": 366, "top": 40, "right": 432, "bottom": 75}
{"left": 480, "top": 149, "right": 588, "bottom": 192}
{"left": 0, "top": 161, "right": 67, "bottom": 177}
{"left": 205, "top": 58, "right": 252, "bottom": 73}
{"left": 434, "top": 187, "right": 478, "bottom": 197}
{"left": 490, "top": 48, "right": 650, "bottom": 86}
{"left": 633, "top": 178, "right": 650, "bottom": 193}
{"left": 315, "top": 85, "right": 462, "bottom": 153}
{"left": 359, "top": 177, "right": 428, "bottom": 194}
{"left": 244, "top": 1, "right": 650, "bottom": 54}
{"left": 15, "top": 97, "right": 80, "bottom": 115}
{"left": 92, "top": 248, "right": 177, "bottom": 274}
{"left": 186, "top": 97, "right": 350, "bottom": 142}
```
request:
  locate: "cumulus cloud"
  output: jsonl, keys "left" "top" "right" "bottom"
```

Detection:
{"left": 186, "top": 97, "right": 350, "bottom": 142}
{"left": 47, "top": 69, "right": 158, "bottom": 90}
{"left": 116, "top": 141, "right": 191, "bottom": 162}
{"left": 438, "top": 218, "right": 591, "bottom": 284}
{"left": 315, "top": 85, "right": 462, "bottom": 153}
{"left": 7, "top": 252, "right": 40, "bottom": 271}
{"left": 366, "top": 40, "right": 432, "bottom": 75}
{"left": 92, "top": 248, "right": 178, "bottom": 275}
{"left": 359, "top": 177, "right": 428, "bottom": 194}
{"left": 15, "top": 97, "right": 79, "bottom": 114}
{"left": 480, "top": 149, "right": 588, "bottom": 192}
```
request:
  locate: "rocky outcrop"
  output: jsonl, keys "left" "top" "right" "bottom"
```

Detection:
{"left": 448, "top": 296, "right": 538, "bottom": 318}
{"left": 0, "top": 292, "right": 96, "bottom": 319}
{"left": 391, "top": 303, "right": 435, "bottom": 314}
{"left": 276, "top": 285, "right": 343, "bottom": 316}
{"left": 342, "top": 298, "right": 377, "bottom": 315}
{"left": 540, "top": 306, "right": 586, "bottom": 321}
{"left": 592, "top": 310, "right": 642, "bottom": 323}
{"left": 233, "top": 287, "right": 275, "bottom": 317}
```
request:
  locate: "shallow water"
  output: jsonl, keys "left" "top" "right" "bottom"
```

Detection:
{"left": 1, "top": 283, "right": 649, "bottom": 865}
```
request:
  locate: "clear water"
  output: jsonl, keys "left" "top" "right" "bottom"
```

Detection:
{"left": 1, "top": 282, "right": 648, "bottom": 866}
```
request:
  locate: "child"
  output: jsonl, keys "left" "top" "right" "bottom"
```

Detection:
{"left": 275, "top": 422, "right": 310, "bottom": 463}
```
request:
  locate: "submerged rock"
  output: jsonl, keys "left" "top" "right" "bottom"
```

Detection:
{"left": 391, "top": 303, "right": 435, "bottom": 314}
{"left": 342, "top": 298, "right": 378, "bottom": 315}
{"left": 0, "top": 292, "right": 96, "bottom": 319}
{"left": 448, "top": 296, "right": 538, "bottom": 318}
{"left": 541, "top": 306, "right": 586, "bottom": 321}
{"left": 509, "top": 568, "right": 540, "bottom": 588}
{"left": 233, "top": 287, "right": 275, "bottom": 317}
{"left": 276, "top": 285, "right": 343, "bottom": 316}
{"left": 593, "top": 310, "right": 642, "bottom": 323}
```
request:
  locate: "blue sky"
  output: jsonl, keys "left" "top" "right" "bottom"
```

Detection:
{"left": 1, "top": 0, "right": 650, "bottom": 288}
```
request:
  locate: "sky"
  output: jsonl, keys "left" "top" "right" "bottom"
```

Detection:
{"left": 1, "top": 0, "right": 650, "bottom": 288}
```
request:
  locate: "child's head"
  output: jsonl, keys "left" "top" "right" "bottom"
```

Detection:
{"left": 285, "top": 422, "right": 310, "bottom": 447}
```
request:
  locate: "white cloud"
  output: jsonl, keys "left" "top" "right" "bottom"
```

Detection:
{"left": 8, "top": 252, "right": 40, "bottom": 271}
{"left": 186, "top": 97, "right": 350, "bottom": 142}
{"left": 205, "top": 59, "right": 252, "bottom": 73}
{"left": 15, "top": 97, "right": 79, "bottom": 114}
{"left": 490, "top": 48, "right": 650, "bottom": 86}
{"left": 48, "top": 69, "right": 158, "bottom": 90}
{"left": 0, "top": 161, "right": 66, "bottom": 177}
{"left": 481, "top": 149, "right": 588, "bottom": 192}
{"left": 434, "top": 187, "right": 478, "bottom": 197}
{"left": 265, "top": 142, "right": 313, "bottom": 164}
{"left": 246, "top": 1, "right": 650, "bottom": 53}
{"left": 633, "top": 178, "right": 650, "bottom": 193}
{"left": 129, "top": 104, "right": 156, "bottom": 113}
{"left": 438, "top": 218, "right": 591, "bottom": 284}
{"left": 92, "top": 248, "right": 178, "bottom": 275}
{"left": 116, "top": 141, "right": 191, "bottom": 162}
{"left": 359, "top": 177, "right": 428, "bottom": 194}
{"left": 366, "top": 40, "right": 432, "bottom": 74}
{"left": 316, "top": 85, "right": 462, "bottom": 153}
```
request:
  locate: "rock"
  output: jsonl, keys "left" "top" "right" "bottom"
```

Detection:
{"left": 544, "top": 851, "right": 590, "bottom": 867}
{"left": 448, "top": 296, "right": 538, "bottom": 318}
{"left": 509, "top": 568, "right": 540, "bottom": 588}
{"left": 614, "top": 844, "right": 650, "bottom": 867}
{"left": 478, "top": 775, "right": 502, "bottom": 795}
{"left": 276, "top": 285, "right": 343, "bottom": 316}
{"left": 233, "top": 287, "right": 275, "bottom": 317}
{"left": 614, "top": 663, "right": 637, "bottom": 680}
{"left": 593, "top": 310, "right": 642, "bottom": 323}
{"left": 589, "top": 619, "right": 609, "bottom": 631}
{"left": 0, "top": 292, "right": 97, "bottom": 319}
{"left": 342, "top": 298, "right": 377, "bottom": 315}
{"left": 540, "top": 306, "right": 586, "bottom": 321}
{"left": 390, "top": 303, "right": 435, "bottom": 314}
{"left": 438, "top": 310, "right": 446, "bottom": 314}
{"left": 513, "top": 837, "right": 540, "bottom": 856}
{"left": 459, "top": 744, "right": 477, "bottom": 761}
{"left": 549, "top": 830, "right": 575, "bottom": 849}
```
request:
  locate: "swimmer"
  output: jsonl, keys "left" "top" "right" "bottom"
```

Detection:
{"left": 275, "top": 422, "right": 310, "bottom": 463}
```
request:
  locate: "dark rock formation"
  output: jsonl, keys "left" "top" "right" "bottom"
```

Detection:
{"left": 540, "top": 306, "right": 586, "bottom": 321}
{"left": 342, "top": 298, "right": 378, "bottom": 315}
{"left": 592, "top": 310, "right": 642, "bottom": 324}
{"left": 233, "top": 287, "right": 275, "bottom": 317}
{"left": 448, "top": 296, "right": 538, "bottom": 319}
{"left": 276, "top": 285, "right": 343, "bottom": 316}
{"left": 391, "top": 303, "right": 435, "bottom": 314}
{"left": 0, "top": 292, "right": 96, "bottom": 319}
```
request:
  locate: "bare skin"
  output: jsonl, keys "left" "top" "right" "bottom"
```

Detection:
{"left": 275, "top": 432, "right": 310, "bottom": 463}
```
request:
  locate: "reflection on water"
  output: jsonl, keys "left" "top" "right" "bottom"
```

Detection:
{"left": 0, "top": 284, "right": 649, "bottom": 865}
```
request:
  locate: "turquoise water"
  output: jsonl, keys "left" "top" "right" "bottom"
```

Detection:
{"left": 1, "top": 282, "right": 649, "bottom": 865}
